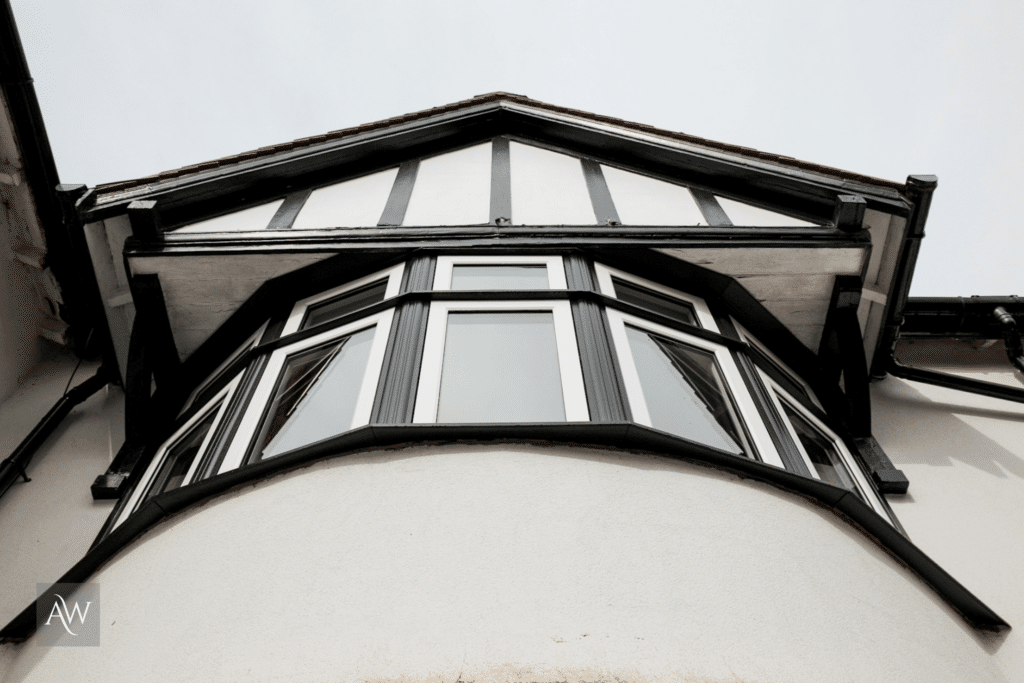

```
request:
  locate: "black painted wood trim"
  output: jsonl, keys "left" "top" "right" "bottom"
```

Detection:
{"left": 562, "top": 252, "right": 597, "bottom": 291}
{"left": 197, "top": 353, "right": 271, "bottom": 480}
{"left": 126, "top": 200, "right": 161, "bottom": 240}
{"left": 378, "top": 160, "right": 419, "bottom": 227}
{"left": 4, "top": 421, "right": 1006, "bottom": 642}
{"left": 266, "top": 189, "right": 312, "bottom": 230}
{"left": 733, "top": 351, "right": 811, "bottom": 476}
{"left": 401, "top": 254, "right": 437, "bottom": 292}
{"left": 571, "top": 299, "right": 630, "bottom": 422}
{"left": 370, "top": 301, "right": 431, "bottom": 424}
{"left": 689, "top": 189, "right": 732, "bottom": 226}
{"left": 490, "top": 137, "right": 512, "bottom": 225}
{"left": 580, "top": 159, "right": 620, "bottom": 225}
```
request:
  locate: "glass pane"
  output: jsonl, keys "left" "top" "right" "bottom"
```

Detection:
{"left": 625, "top": 326, "right": 746, "bottom": 454}
{"left": 302, "top": 280, "right": 388, "bottom": 330}
{"left": 782, "top": 404, "right": 859, "bottom": 493}
{"left": 143, "top": 407, "right": 220, "bottom": 503}
{"left": 612, "top": 278, "right": 698, "bottom": 326}
{"left": 254, "top": 326, "right": 376, "bottom": 460}
{"left": 450, "top": 265, "right": 549, "bottom": 290}
{"left": 437, "top": 311, "right": 565, "bottom": 422}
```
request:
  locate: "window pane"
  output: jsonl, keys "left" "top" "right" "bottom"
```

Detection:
{"left": 450, "top": 265, "right": 549, "bottom": 290}
{"left": 625, "top": 326, "right": 746, "bottom": 454}
{"left": 255, "top": 326, "right": 376, "bottom": 459}
{"left": 613, "top": 278, "right": 698, "bottom": 326}
{"left": 782, "top": 405, "right": 859, "bottom": 493}
{"left": 302, "top": 280, "right": 388, "bottom": 330}
{"left": 437, "top": 311, "right": 565, "bottom": 422}
{"left": 143, "top": 407, "right": 220, "bottom": 503}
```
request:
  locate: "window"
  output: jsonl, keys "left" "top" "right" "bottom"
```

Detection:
{"left": 434, "top": 255, "right": 566, "bottom": 290}
{"left": 219, "top": 309, "right": 395, "bottom": 471}
{"left": 733, "top": 319, "right": 821, "bottom": 409}
{"left": 115, "top": 375, "right": 241, "bottom": 528}
{"left": 282, "top": 264, "right": 403, "bottom": 335}
{"left": 414, "top": 300, "right": 588, "bottom": 423}
{"left": 181, "top": 322, "right": 267, "bottom": 414}
{"left": 762, "top": 374, "right": 889, "bottom": 517}
{"left": 606, "top": 308, "right": 782, "bottom": 466}
{"left": 595, "top": 263, "right": 717, "bottom": 330}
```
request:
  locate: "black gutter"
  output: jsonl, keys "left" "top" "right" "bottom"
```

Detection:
{"left": 900, "top": 296, "right": 1024, "bottom": 339}
{"left": 0, "top": 366, "right": 110, "bottom": 501}
{"left": 0, "top": 422, "right": 1009, "bottom": 640}
{"left": 0, "top": 1, "right": 113, "bottom": 363}
{"left": 870, "top": 175, "right": 937, "bottom": 378}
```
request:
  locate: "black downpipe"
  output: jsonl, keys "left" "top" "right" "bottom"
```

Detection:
{"left": 0, "top": 367, "right": 110, "bottom": 502}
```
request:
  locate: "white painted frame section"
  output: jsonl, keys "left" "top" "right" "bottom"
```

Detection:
{"left": 594, "top": 263, "right": 718, "bottom": 331}
{"left": 733, "top": 318, "right": 823, "bottom": 411}
{"left": 115, "top": 374, "right": 242, "bottom": 528}
{"left": 181, "top": 321, "right": 268, "bottom": 415}
{"left": 433, "top": 255, "right": 567, "bottom": 290}
{"left": 219, "top": 308, "right": 395, "bottom": 473}
{"left": 413, "top": 299, "right": 588, "bottom": 423}
{"left": 759, "top": 371, "right": 889, "bottom": 519}
{"left": 281, "top": 263, "right": 404, "bottom": 336}
{"left": 605, "top": 308, "right": 783, "bottom": 468}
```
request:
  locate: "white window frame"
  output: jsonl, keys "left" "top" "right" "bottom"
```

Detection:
{"left": 219, "top": 308, "right": 395, "bottom": 473}
{"left": 115, "top": 374, "right": 242, "bottom": 529}
{"left": 281, "top": 263, "right": 404, "bottom": 336}
{"left": 733, "top": 318, "right": 823, "bottom": 410}
{"left": 180, "top": 321, "right": 268, "bottom": 415}
{"left": 594, "top": 263, "right": 718, "bottom": 331}
{"left": 605, "top": 308, "right": 783, "bottom": 468}
{"left": 434, "top": 255, "right": 567, "bottom": 290}
{"left": 412, "top": 299, "right": 588, "bottom": 423}
{"left": 759, "top": 371, "right": 889, "bottom": 519}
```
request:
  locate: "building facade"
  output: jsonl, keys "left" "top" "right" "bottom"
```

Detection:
{"left": 1, "top": 12, "right": 1023, "bottom": 681}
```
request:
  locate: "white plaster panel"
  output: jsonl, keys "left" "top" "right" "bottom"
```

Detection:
{"left": 0, "top": 354, "right": 120, "bottom": 626}
{"left": 291, "top": 167, "right": 398, "bottom": 229}
{"left": 2, "top": 444, "right": 1008, "bottom": 683}
{"left": 600, "top": 165, "right": 705, "bottom": 226}
{"left": 873, "top": 373, "right": 1024, "bottom": 681}
{"left": 403, "top": 143, "right": 491, "bottom": 226}
{"left": 174, "top": 199, "right": 284, "bottom": 233}
{"left": 716, "top": 196, "right": 818, "bottom": 227}
{"left": 510, "top": 142, "right": 595, "bottom": 225}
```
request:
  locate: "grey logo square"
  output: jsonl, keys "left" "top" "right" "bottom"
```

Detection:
{"left": 36, "top": 583, "right": 100, "bottom": 647}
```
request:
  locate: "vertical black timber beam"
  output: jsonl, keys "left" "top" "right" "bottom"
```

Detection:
{"left": 490, "top": 137, "right": 512, "bottom": 225}
{"left": 732, "top": 351, "right": 811, "bottom": 476}
{"left": 126, "top": 200, "right": 161, "bottom": 241}
{"left": 371, "top": 255, "right": 435, "bottom": 423}
{"left": 378, "top": 161, "right": 419, "bottom": 227}
{"left": 580, "top": 159, "right": 620, "bottom": 225}
{"left": 834, "top": 194, "right": 867, "bottom": 232}
{"left": 266, "top": 189, "right": 312, "bottom": 230}
{"left": 564, "top": 254, "right": 630, "bottom": 422}
{"left": 689, "top": 189, "right": 732, "bottom": 226}
{"left": 130, "top": 274, "right": 181, "bottom": 396}
{"left": 123, "top": 317, "right": 153, "bottom": 443}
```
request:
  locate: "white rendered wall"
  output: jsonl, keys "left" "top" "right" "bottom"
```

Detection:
{"left": 873, "top": 367, "right": 1024, "bottom": 682}
{"left": 1, "top": 443, "right": 1008, "bottom": 683}
{"left": 0, "top": 353, "right": 121, "bottom": 627}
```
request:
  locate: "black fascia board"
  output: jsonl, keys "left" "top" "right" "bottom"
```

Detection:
{"left": 0, "top": 421, "right": 1009, "bottom": 643}
{"left": 82, "top": 102, "right": 911, "bottom": 233}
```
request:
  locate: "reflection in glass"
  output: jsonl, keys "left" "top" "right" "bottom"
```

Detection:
{"left": 437, "top": 311, "right": 565, "bottom": 422}
{"left": 612, "top": 278, "right": 698, "bottom": 326}
{"left": 451, "top": 265, "right": 549, "bottom": 290}
{"left": 782, "top": 404, "right": 859, "bottom": 494}
{"left": 143, "top": 407, "right": 220, "bottom": 503}
{"left": 254, "top": 326, "right": 375, "bottom": 460}
{"left": 625, "top": 326, "right": 747, "bottom": 454}
{"left": 302, "top": 280, "right": 388, "bottom": 330}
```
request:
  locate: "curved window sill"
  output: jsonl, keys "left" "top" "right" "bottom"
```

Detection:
{"left": 1, "top": 421, "right": 1007, "bottom": 643}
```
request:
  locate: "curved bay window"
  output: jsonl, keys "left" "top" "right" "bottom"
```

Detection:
{"left": 116, "top": 254, "right": 893, "bottom": 527}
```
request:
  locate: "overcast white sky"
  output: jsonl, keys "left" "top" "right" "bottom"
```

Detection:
{"left": 10, "top": 0, "right": 1023, "bottom": 296}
